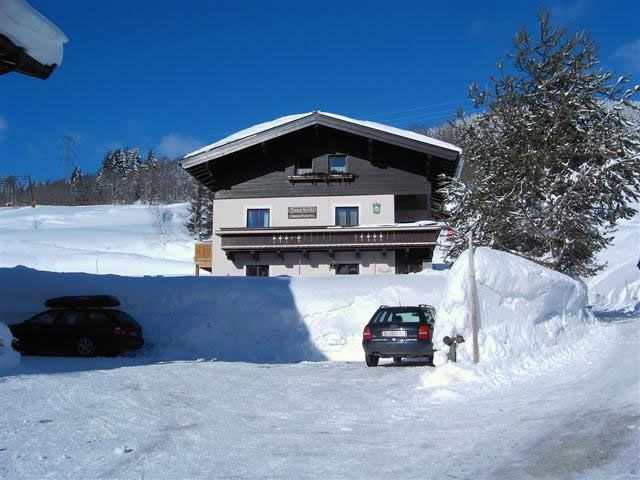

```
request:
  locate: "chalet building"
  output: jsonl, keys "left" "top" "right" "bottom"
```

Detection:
{"left": 181, "top": 111, "right": 462, "bottom": 276}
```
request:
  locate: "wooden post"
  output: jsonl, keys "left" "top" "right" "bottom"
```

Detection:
{"left": 468, "top": 232, "right": 479, "bottom": 364}
{"left": 195, "top": 264, "right": 200, "bottom": 277}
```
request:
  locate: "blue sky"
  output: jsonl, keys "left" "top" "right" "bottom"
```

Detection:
{"left": 1, "top": 0, "right": 639, "bottom": 181}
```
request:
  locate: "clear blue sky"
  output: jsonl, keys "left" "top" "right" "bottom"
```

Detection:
{"left": 1, "top": 0, "right": 639, "bottom": 181}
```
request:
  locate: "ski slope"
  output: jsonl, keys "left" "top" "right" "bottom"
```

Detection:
{"left": 0, "top": 204, "right": 194, "bottom": 276}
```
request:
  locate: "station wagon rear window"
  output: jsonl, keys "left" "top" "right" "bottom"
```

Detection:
{"left": 371, "top": 308, "right": 425, "bottom": 324}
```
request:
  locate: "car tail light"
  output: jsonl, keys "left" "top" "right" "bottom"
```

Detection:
{"left": 363, "top": 326, "right": 372, "bottom": 341}
{"left": 418, "top": 325, "right": 430, "bottom": 340}
{"left": 113, "top": 327, "right": 125, "bottom": 336}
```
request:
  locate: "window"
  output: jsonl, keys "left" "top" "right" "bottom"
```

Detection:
{"left": 246, "top": 265, "right": 269, "bottom": 277}
{"left": 295, "top": 158, "right": 313, "bottom": 175}
{"left": 335, "top": 264, "right": 359, "bottom": 275}
{"left": 58, "top": 310, "right": 82, "bottom": 326}
{"left": 247, "top": 209, "right": 270, "bottom": 228}
{"left": 27, "top": 311, "right": 57, "bottom": 326}
{"left": 335, "top": 207, "right": 358, "bottom": 226}
{"left": 87, "top": 310, "right": 111, "bottom": 326}
{"left": 371, "top": 308, "right": 425, "bottom": 324}
{"left": 329, "top": 155, "right": 346, "bottom": 173}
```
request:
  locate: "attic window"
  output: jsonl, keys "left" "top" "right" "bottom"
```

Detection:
{"left": 329, "top": 155, "right": 347, "bottom": 173}
{"left": 295, "top": 158, "right": 313, "bottom": 175}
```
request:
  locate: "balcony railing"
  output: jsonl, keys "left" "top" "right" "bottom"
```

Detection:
{"left": 217, "top": 224, "right": 440, "bottom": 254}
{"left": 194, "top": 241, "right": 212, "bottom": 276}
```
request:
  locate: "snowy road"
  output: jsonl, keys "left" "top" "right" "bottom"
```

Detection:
{"left": 2, "top": 317, "right": 639, "bottom": 480}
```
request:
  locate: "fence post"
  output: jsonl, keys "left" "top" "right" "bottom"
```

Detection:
{"left": 468, "top": 232, "right": 479, "bottom": 364}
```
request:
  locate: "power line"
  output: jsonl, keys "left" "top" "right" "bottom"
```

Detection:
{"left": 361, "top": 98, "right": 473, "bottom": 120}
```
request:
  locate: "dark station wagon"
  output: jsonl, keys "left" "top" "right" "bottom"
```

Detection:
{"left": 362, "top": 305, "right": 436, "bottom": 367}
{"left": 10, "top": 296, "right": 144, "bottom": 357}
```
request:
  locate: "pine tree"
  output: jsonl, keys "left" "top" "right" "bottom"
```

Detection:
{"left": 140, "top": 149, "right": 160, "bottom": 204}
{"left": 185, "top": 181, "right": 213, "bottom": 241}
{"left": 69, "top": 166, "right": 89, "bottom": 205}
{"left": 441, "top": 11, "right": 640, "bottom": 277}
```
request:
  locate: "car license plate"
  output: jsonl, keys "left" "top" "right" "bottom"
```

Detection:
{"left": 382, "top": 330, "right": 406, "bottom": 337}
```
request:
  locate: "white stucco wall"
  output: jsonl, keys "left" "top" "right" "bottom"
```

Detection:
{"left": 214, "top": 194, "right": 396, "bottom": 229}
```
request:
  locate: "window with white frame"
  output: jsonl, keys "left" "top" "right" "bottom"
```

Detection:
{"left": 335, "top": 206, "right": 358, "bottom": 226}
{"left": 246, "top": 209, "right": 270, "bottom": 228}
{"left": 329, "top": 154, "right": 347, "bottom": 173}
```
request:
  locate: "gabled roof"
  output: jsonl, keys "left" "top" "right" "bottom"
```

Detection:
{"left": 181, "top": 111, "right": 461, "bottom": 169}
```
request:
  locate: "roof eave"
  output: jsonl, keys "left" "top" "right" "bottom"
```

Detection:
{"left": 181, "top": 112, "right": 461, "bottom": 169}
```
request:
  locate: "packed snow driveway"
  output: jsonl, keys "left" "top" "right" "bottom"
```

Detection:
{"left": 1, "top": 317, "right": 638, "bottom": 479}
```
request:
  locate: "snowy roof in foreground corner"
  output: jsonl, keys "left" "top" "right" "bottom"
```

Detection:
{"left": 0, "top": 0, "right": 68, "bottom": 66}
{"left": 183, "top": 111, "right": 462, "bottom": 165}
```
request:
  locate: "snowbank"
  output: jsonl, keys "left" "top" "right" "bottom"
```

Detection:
{"left": 0, "top": 321, "right": 20, "bottom": 370}
{"left": 587, "top": 201, "right": 640, "bottom": 314}
{"left": 430, "top": 247, "right": 594, "bottom": 370}
{"left": 0, "top": 267, "right": 447, "bottom": 363}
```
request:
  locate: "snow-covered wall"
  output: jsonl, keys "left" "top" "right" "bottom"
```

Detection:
{"left": 0, "top": 267, "right": 447, "bottom": 363}
{"left": 587, "top": 201, "right": 640, "bottom": 314}
{"left": 433, "top": 248, "right": 594, "bottom": 366}
{"left": 0, "top": 321, "right": 20, "bottom": 370}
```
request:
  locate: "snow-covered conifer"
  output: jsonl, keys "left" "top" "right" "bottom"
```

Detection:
{"left": 441, "top": 11, "right": 639, "bottom": 277}
{"left": 185, "top": 180, "right": 213, "bottom": 241}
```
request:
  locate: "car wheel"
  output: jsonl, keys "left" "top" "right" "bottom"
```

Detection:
{"left": 76, "top": 337, "right": 96, "bottom": 356}
{"left": 365, "top": 354, "right": 379, "bottom": 367}
{"left": 393, "top": 357, "right": 402, "bottom": 365}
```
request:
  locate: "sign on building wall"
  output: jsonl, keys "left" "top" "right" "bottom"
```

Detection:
{"left": 372, "top": 202, "right": 381, "bottom": 214}
{"left": 288, "top": 206, "right": 317, "bottom": 219}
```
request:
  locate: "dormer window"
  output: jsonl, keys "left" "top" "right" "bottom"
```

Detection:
{"left": 295, "top": 158, "right": 313, "bottom": 175}
{"left": 329, "top": 155, "right": 347, "bottom": 173}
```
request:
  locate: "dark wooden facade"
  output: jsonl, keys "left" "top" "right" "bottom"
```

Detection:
{"left": 183, "top": 116, "right": 460, "bottom": 220}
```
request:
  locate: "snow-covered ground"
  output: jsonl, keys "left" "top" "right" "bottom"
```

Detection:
{"left": 1, "top": 316, "right": 638, "bottom": 479}
{"left": 1, "top": 202, "right": 638, "bottom": 478}
{"left": 0, "top": 204, "right": 195, "bottom": 276}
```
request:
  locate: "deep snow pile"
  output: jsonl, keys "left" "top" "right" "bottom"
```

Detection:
{"left": 433, "top": 248, "right": 594, "bottom": 365}
{"left": 423, "top": 248, "right": 596, "bottom": 395}
{"left": 0, "top": 204, "right": 194, "bottom": 276}
{"left": 587, "top": 201, "right": 640, "bottom": 314}
{"left": 0, "top": 266, "right": 447, "bottom": 363}
{"left": 0, "top": 321, "right": 20, "bottom": 370}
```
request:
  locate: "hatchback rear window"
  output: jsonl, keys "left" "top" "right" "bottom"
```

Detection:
{"left": 371, "top": 308, "right": 424, "bottom": 324}
{"left": 113, "top": 311, "right": 139, "bottom": 327}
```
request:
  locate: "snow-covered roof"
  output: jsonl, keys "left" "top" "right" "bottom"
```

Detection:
{"left": 183, "top": 111, "right": 461, "bottom": 165}
{"left": 0, "top": 0, "right": 68, "bottom": 67}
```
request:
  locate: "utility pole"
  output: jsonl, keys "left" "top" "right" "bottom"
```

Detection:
{"left": 467, "top": 231, "right": 479, "bottom": 364}
{"left": 27, "top": 175, "right": 35, "bottom": 207}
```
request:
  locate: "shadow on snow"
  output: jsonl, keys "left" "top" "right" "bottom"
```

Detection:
{"left": 1, "top": 266, "right": 327, "bottom": 376}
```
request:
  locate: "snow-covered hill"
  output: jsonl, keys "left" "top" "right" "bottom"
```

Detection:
{"left": 0, "top": 204, "right": 194, "bottom": 275}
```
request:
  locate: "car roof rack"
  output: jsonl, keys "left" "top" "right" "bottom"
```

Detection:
{"left": 418, "top": 304, "right": 436, "bottom": 309}
{"left": 44, "top": 295, "right": 121, "bottom": 308}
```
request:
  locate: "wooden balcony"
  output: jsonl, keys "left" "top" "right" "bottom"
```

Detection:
{"left": 217, "top": 224, "right": 441, "bottom": 259}
{"left": 194, "top": 242, "right": 212, "bottom": 276}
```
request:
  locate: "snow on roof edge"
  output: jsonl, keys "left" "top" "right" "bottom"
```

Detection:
{"left": 0, "top": 0, "right": 68, "bottom": 66}
{"left": 183, "top": 111, "right": 461, "bottom": 160}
